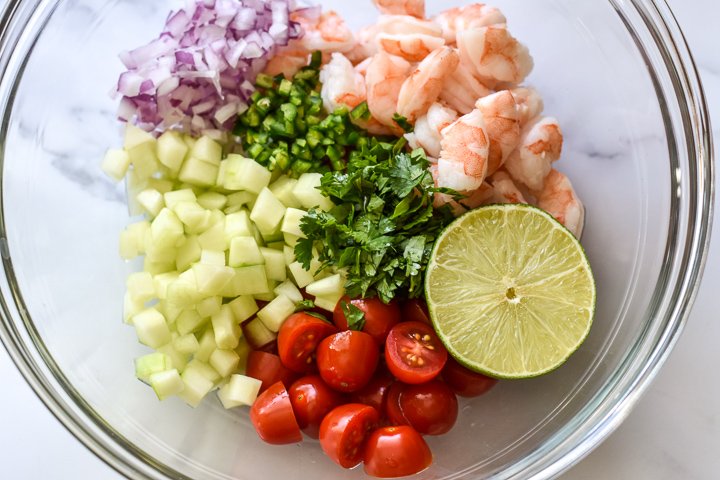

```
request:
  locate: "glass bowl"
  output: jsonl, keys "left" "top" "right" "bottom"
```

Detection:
{"left": 0, "top": 0, "right": 713, "bottom": 479}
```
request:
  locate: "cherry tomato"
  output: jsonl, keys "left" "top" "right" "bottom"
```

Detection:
{"left": 397, "top": 380, "right": 458, "bottom": 435}
{"left": 401, "top": 298, "right": 431, "bottom": 325}
{"left": 363, "top": 426, "right": 432, "bottom": 478}
{"left": 277, "top": 313, "right": 338, "bottom": 373}
{"left": 333, "top": 297, "right": 401, "bottom": 344}
{"left": 246, "top": 351, "right": 298, "bottom": 394}
{"left": 317, "top": 330, "right": 379, "bottom": 392}
{"left": 385, "top": 321, "right": 448, "bottom": 384}
{"left": 384, "top": 382, "right": 409, "bottom": 426}
{"left": 350, "top": 369, "right": 394, "bottom": 417}
{"left": 288, "top": 375, "right": 346, "bottom": 439}
{"left": 249, "top": 381, "right": 302, "bottom": 445}
{"left": 442, "top": 357, "right": 498, "bottom": 397}
{"left": 319, "top": 403, "right": 380, "bottom": 469}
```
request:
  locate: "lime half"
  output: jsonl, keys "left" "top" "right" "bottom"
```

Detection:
{"left": 425, "top": 204, "right": 596, "bottom": 379}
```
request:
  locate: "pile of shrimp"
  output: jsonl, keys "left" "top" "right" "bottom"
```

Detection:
{"left": 264, "top": 0, "right": 584, "bottom": 238}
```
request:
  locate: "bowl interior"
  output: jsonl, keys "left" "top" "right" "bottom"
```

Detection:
{"left": 1, "top": 0, "right": 674, "bottom": 478}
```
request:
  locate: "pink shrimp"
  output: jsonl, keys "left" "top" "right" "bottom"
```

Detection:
{"left": 264, "top": 49, "right": 311, "bottom": 78}
{"left": 458, "top": 26, "right": 533, "bottom": 87}
{"left": 365, "top": 51, "right": 412, "bottom": 132}
{"left": 436, "top": 109, "right": 490, "bottom": 191}
{"left": 486, "top": 170, "right": 527, "bottom": 204}
{"left": 293, "top": 11, "right": 355, "bottom": 53}
{"left": 377, "top": 33, "right": 445, "bottom": 62}
{"left": 430, "top": 164, "right": 493, "bottom": 216}
{"left": 435, "top": 4, "right": 507, "bottom": 44}
{"left": 372, "top": 0, "right": 425, "bottom": 19}
{"left": 396, "top": 47, "right": 459, "bottom": 123}
{"left": 504, "top": 116, "right": 563, "bottom": 191}
{"left": 320, "top": 53, "right": 367, "bottom": 112}
{"left": 439, "top": 59, "right": 493, "bottom": 114}
{"left": 510, "top": 87, "right": 544, "bottom": 126}
{"left": 535, "top": 169, "right": 585, "bottom": 238}
{"left": 376, "top": 15, "right": 443, "bottom": 37}
{"left": 413, "top": 102, "right": 458, "bottom": 158}
{"left": 475, "top": 90, "right": 521, "bottom": 175}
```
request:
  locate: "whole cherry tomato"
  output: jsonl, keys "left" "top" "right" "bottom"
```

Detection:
{"left": 385, "top": 321, "right": 448, "bottom": 384}
{"left": 333, "top": 297, "right": 401, "bottom": 344}
{"left": 442, "top": 357, "right": 498, "bottom": 397}
{"left": 245, "top": 351, "right": 298, "bottom": 393}
{"left": 350, "top": 368, "right": 395, "bottom": 418}
{"left": 397, "top": 380, "right": 458, "bottom": 435}
{"left": 277, "top": 313, "right": 337, "bottom": 373}
{"left": 384, "top": 382, "right": 409, "bottom": 426}
{"left": 249, "top": 381, "right": 302, "bottom": 445}
{"left": 401, "top": 298, "right": 431, "bottom": 325}
{"left": 363, "top": 426, "right": 432, "bottom": 478}
{"left": 288, "top": 375, "right": 346, "bottom": 439}
{"left": 319, "top": 403, "right": 380, "bottom": 469}
{"left": 316, "top": 330, "right": 379, "bottom": 393}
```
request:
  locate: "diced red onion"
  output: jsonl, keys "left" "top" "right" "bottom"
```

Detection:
{"left": 115, "top": 0, "right": 308, "bottom": 135}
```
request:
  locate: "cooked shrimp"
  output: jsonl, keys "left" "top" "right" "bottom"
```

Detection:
{"left": 535, "top": 169, "right": 585, "bottom": 238}
{"left": 264, "top": 49, "right": 311, "bottom": 78}
{"left": 504, "top": 116, "right": 563, "bottom": 191}
{"left": 345, "top": 26, "right": 379, "bottom": 64}
{"left": 396, "top": 47, "right": 459, "bottom": 123}
{"left": 435, "top": 4, "right": 506, "bottom": 44}
{"left": 320, "top": 53, "right": 367, "bottom": 113}
{"left": 378, "top": 33, "right": 445, "bottom": 62}
{"left": 293, "top": 11, "right": 355, "bottom": 53}
{"left": 475, "top": 90, "right": 521, "bottom": 175}
{"left": 439, "top": 60, "right": 493, "bottom": 114}
{"left": 365, "top": 51, "right": 412, "bottom": 132}
{"left": 376, "top": 15, "right": 443, "bottom": 37}
{"left": 486, "top": 170, "right": 527, "bottom": 204}
{"left": 372, "top": 0, "right": 425, "bottom": 19}
{"left": 430, "top": 164, "right": 493, "bottom": 215}
{"left": 436, "top": 109, "right": 490, "bottom": 191}
{"left": 458, "top": 26, "right": 533, "bottom": 87}
{"left": 413, "top": 102, "right": 458, "bottom": 158}
{"left": 510, "top": 87, "right": 544, "bottom": 126}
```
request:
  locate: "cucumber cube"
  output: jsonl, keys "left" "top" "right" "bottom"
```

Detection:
{"left": 229, "top": 236, "right": 264, "bottom": 267}
{"left": 195, "top": 327, "right": 217, "bottom": 363}
{"left": 218, "top": 266, "right": 268, "bottom": 297}
{"left": 234, "top": 338, "right": 251, "bottom": 374}
{"left": 224, "top": 210, "right": 254, "bottom": 242}
{"left": 149, "top": 369, "right": 184, "bottom": 400}
{"left": 164, "top": 189, "right": 197, "bottom": 209}
{"left": 212, "top": 305, "right": 242, "bottom": 349}
{"left": 157, "top": 131, "right": 188, "bottom": 174}
{"left": 209, "top": 349, "right": 241, "bottom": 377}
{"left": 260, "top": 247, "right": 287, "bottom": 282}
{"left": 227, "top": 295, "right": 259, "bottom": 322}
{"left": 158, "top": 301, "right": 182, "bottom": 324}
{"left": 166, "top": 278, "right": 201, "bottom": 308}
{"left": 217, "top": 374, "right": 262, "bottom": 409}
{"left": 314, "top": 295, "right": 342, "bottom": 312}
{"left": 226, "top": 191, "right": 256, "bottom": 209}
{"left": 306, "top": 274, "right": 345, "bottom": 298}
{"left": 192, "top": 263, "right": 235, "bottom": 296}
{"left": 198, "top": 214, "right": 227, "bottom": 251}
{"left": 185, "top": 359, "right": 221, "bottom": 384}
{"left": 119, "top": 220, "right": 149, "bottom": 259}
{"left": 175, "top": 235, "right": 201, "bottom": 271}
{"left": 147, "top": 178, "right": 174, "bottom": 194}
{"left": 190, "top": 135, "right": 222, "bottom": 166}
{"left": 133, "top": 308, "right": 171, "bottom": 348}
{"left": 127, "top": 271, "right": 155, "bottom": 303}
{"left": 178, "top": 366, "right": 215, "bottom": 407}
{"left": 274, "top": 280, "right": 303, "bottom": 303}
{"left": 143, "top": 259, "right": 175, "bottom": 276}
{"left": 223, "top": 154, "right": 272, "bottom": 193}
{"left": 250, "top": 188, "right": 286, "bottom": 235}
{"left": 124, "top": 123, "right": 155, "bottom": 150}
{"left": 123, "top": 291, "right": 145, "bottom": 324}
{"left": 288, "top": 261, "right": 318, "bottom": 288}
{"left": 242, "top": 317, "right": 277, "bottom": 350}
{"left": 151, "top": 208, "right": 184, "bottom": 249}
{"left": 257, "top": 294, "right": 296, "bottom": 332}
{"left": 176, "top": 309, "right": 207, "bottom": 335}
{"left": 153, "top": 272, "right": 179, "bottom": 300}
{"left": 197, "top": 192, "right": 228, "bottom": 210}
{"left": 196, "top": 295, "right": 222, "bottom": 318}
{"left": 127, "top": 142, "right": 160, "bottom": 180}
{"left": 293, "top": 173, "right": 334, "bottom": 211}
{"left": 281, "top": 208, "right": 307, "bottom": 238}
{"left": 174, "top": 333, "right": 200, "bottom": 355}
{"left": 101, "top": 148, "right": 131, "bottom": 181}
{"left": 136, "top": 188, "right": 165, "bottom": 218}
{"left": 252, "top": 284, "right": 277, "bottom": 302}
{"left": 283, "top": 245, "right": 296, "bottom": 266}
{"left": 179, "top": 156, "right": 219, "bottom": 187}
{"left": 200, "top": 250, "right": 226, "bottom": 266}
{"left": 269, "top": 175, "right": 302, "bottom": 208}
{"left": 134, "top": 352, "right": 172, "bottom": 384}
{"left": 157, "top": 342, "right": 190, "bottom": 373}
{"left": 174, "top": 201, "right": 211, "bottom": 233}
{"left": 283, "top": 232, "right": 301, "bottom": 248}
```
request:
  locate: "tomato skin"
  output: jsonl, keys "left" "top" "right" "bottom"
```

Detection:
{"left": 363, "top": 426, "right": 432, "bottom": 478}
{"left": 288, "top": 375, "right": 346, "bottom": 439}
{"left": 385, "top": 321, "right": 448, "bottom": 384}
{"left": 317, "top": 330, "right": 380, "bottom": 393}
{"left": 401, "top": 298, "right": 431, "bottom": 325}
{"left": 249, "top": 381, "right": 302, "bottom": 445}
{"left": 246, "top": 351, "right": 298, "bottom": 394}
{"left": 319, "top": 403, "right": 380, "bottom": 469}
{"left": 277, "top": 313, "right": 338, "bottom": 373}
{"left": 442, "top": 357, "right": 498, "bottom": 397}
{"left": 384, "top": 382, "right": 409, "bottom": 426}
{"left": 350, "top": 369, "right": 394, "bottom": 418}
{"left": 397, "top": 380, "right": 458, "bottom": 435}
{"left": 333, "top": 297, "right": 401, "bottom": 344}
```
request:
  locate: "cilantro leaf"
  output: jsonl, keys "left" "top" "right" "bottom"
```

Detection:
{"left": 341, "top": 301, "right": 366, "bottom": 331}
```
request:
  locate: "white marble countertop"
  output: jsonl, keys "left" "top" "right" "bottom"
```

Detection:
{"left": 1, "top": 0, "right": 718, "bottom": 478}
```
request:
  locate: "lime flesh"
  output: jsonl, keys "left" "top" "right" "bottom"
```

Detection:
{"left": 425, "top": 204, "right": 596, "bottom": 379}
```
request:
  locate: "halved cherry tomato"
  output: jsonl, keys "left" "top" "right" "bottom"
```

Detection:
{"left": 277, "top": 313, "right": 338, "bottom": 373}
{"left": 246, "top": 351, "right": 298, "bottom": 394}
{"left": 350, "top": 368, "right": 394, "bottom": 418}
{"left": 397, "top": 380, "right": 458, "bottom": 435}
{"left": 384, "top": 382, "right": 409, "bottom": 426}
{"left": 442, "top": 357, "right": 499, "bottom": 397}
{"left": 317, "top": 330, "right": 379, "bottom": 392}
{"left": 288, "top": 375, "right": 346, "bottom": 439}
{"left": 363, "top": 426, "right": 432, "bottom": 478}
{"left": 401, "top": 298, "right": 431, "bottom": 325}
{"left": 333, "top": 297, "right": 401, "bottom": 344}
{"left": 319, "top": 403, "right": 380, "bottom": 469}
{"left": 249, "top": 381, "right": 302, "bottom": 445}
{"left": 385, "top": 321, "right": 448, "bottom": 384}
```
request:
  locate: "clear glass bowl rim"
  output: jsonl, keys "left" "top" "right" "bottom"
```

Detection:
{"left": 0, "top": 0, "right": 713, "bottom": 479}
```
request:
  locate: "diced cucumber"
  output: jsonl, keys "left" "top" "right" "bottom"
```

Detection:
{"left": 273, "top": 280, "right": 304, "bottom": 303}
{"left": 175, "top": 235, "right": 201, "bottom": 271}
{"left": 227, "top": 295, "right": 258, "bottom": 322}
{"left": 123, "top": 291, "right": 145, "bottom": 324}
{"left": 234, "top": 338, "right": 251, "bottom": 374}
{"left": 101, "top": 149, "right": 131, "bottom": 181}
{"left": 174, "top": 333, "right": 200, "bottom": 355}
{"left": 293, "top": 173, "right": 334, "bottom": 211}
{"left": 209, "top": 349, "right": 241, "bottom": 377}
{"left": 124, "top": 123, "right": 155, "bottom": 150}
{"left": 196, "top": 295, "right": 222, "bottom": 318}
{"left": 179, "top": 156, "right": 219, "bottom": 187}
{"left": 151, "top": 208, "right": 184, "bottom": 249}
{"left": 288, "top": 261, "right": 319, "bottom": 288}
{"left": 134, "top": 352, "right": 172, "bottom": 384}
{"left": 119, "top": 220, "right": 149, "bottom": 259}
{"left": 280, "top": 208, "right": 307, "bottom": 238}
{"left": 257, "top": 294, "right": 296, "bottom": 332}
{"left": 267, "top": 241, "right": 285, "bottom": 251}
{"left": 226, "top": 191, "right": 256, "bottom": 209}
{"left": 132, "top": 308, "right": 171, "bottom": 348}
{"left": 197, "top": 191, "right": 227, "bottom": 210}
{"left": 250, "top": 188, "right": 287, "bottom": 235}
{"left": 269, "top": 175, "right": 302, "bottom": 208}
{"left": 217, "top": 374, "right": 262, "bottom": 409}
{"left": 229, "top": 265, "right": 269, "bottom": 296}
{"left": 212, "top": 305, "right": 242, "bottom": 349}
{"left": 166, "top": 277, "right": 202, "bottom": 308}
{"left": 260, "top": 247, "right": 287, "bottom": 282}
{"left": 222, "top": 154, "right": 272, "bottom": 193}
{"left": 195, "top": 327, "right": 217, "bottom": 363}
{"left": 157, "top": 342, "right": 190, "bottom": 373}
{"left": 174, "top": 201, "right": 211, "bottom": 233}
{"left": 147, "top": 178, "right": 174, "bottom": 194}
{"left": 198, "top": 212, "right": 227, "bottom": 250}
{"left": 229, "top": 236, "right": 264, "bottom": 267}
{"left": 149, "top": 369, "right": 184, "bottom": 400}
{"left": 178, "top": 365, "right": 215, "bottom": 407}
{"left": 176, "top": 309, "right": 207, "bottom": 335}
{"left": 241, "top": 317, "right": 276, "bottom": 350}
{"left": 143, "top": 259, "right": 175, "bottom": 276}
{"left": 127, "top": 271, "right": 155, "bottom": 303}
{"left": 190, "top": 135, "right": 222, "bottom": 166}
{"left": 157, "top": 131, "right": 188, "bottom": 175}
{"left": 144, "top": 235, "right": 178, "bottom": 264}
{"left": 224, "top": 209, "right": 254, "bottom": 242}
{"left": 127, "top": 142, "right": 161, "bottom": 180}
{"left": 158, "top": 301, "right": 182, "bottom": 325}
{"left": 306, "top": 273, "right": 345, "bottom": 298}
{"left": 252, "top": 284, "right": 278, "bottom": 302}
{"left": 283, "top": 245, "right": 296, "bottom": 266}
{"left": 284, "top": 232, "right": 301, "bottom": 248}
{"left": 192, "top": 263, "right": 235, "bottom": 296}
{"left": 185, "top": 359, "right": 221, "bottom": 385}
{"left": 260, "top": 224, "right": 283, "bottom": 244}
{"left": 313, "top": 295, "right": 342, "bottom": 312}
{"left": 136, "top": 188, "right": 165, "bottom": 218}
{"left": 152, "top": 273, "right": 177, "bottom": 302}
{"left": 200, "top": 249, "right": 225, "bottom": 266}
{"left": 164, "top": 189, "right": 197, "bottom": 209}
